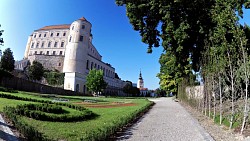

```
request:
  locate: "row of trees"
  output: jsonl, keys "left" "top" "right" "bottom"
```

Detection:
{"left": 117, "top": 0, "right": 250, "bottom": 133}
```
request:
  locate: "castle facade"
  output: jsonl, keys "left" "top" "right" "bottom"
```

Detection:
{"left": 19, "top": 17, "right": 126, "bottom": 94}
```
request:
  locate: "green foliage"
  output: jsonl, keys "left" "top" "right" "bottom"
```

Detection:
{"left": 0, "top": 91, "right": 152, "bottom": 141}
{"left": 86, "top": 69, "right": 107, "bottom": 94}
{"left": 0, "top": 24, "right": 3, "bottom": 45}
{"left": 6, "top": 103, "right": 95, "bottom": 122}
{"left": 80, "top": 100, "right": 154, "bottom": 141}
{"left": 0, "top": 68, "right": 13, "bottom": 78}
{"left": 123, "top": 82, "right": 140, "bottom": 96}
{"left": 0, "top": 86, "right": 18, "bottom": 93}
{"left": 0, "top": 48, "right": 15, "bottom": 72}
{"left": 28, "top": 61, "right": 44, "bottom": 81}
{"left": 44, "top": 71, "right": 64, "bottom": 86}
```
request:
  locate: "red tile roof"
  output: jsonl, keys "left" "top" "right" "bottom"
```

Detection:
{"left": 36, "top": 24, "right": 70, "bottom": 31}
{"left": 139, "top": 88, "right": 148, "bottom": 91}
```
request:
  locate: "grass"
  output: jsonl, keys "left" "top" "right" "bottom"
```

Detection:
{"left": 0, "top": 90, "right": 152, "bottom": 141}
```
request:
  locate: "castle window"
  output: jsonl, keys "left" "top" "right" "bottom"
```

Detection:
{"left": 44, "top": 34, "right": 46, "bottom": 37}
{"left": 41, "top": 41, "right": 44, "bottom": 48}
{"left": 31, "top": 42, "right": 34, "bottom": 48}
{"left": 40, "top": 51, "right": 43, "bottom": 54}
{"left": 72, "top": 26, "right": 74, "bottom": 30}
{"left": 53, "top": 51, "right": 56, "bottom": 55}
{"left": 50, "top": 33, "right": 53, "bottom": 37}
{"left": 35, "top": 51, "right": 37, "bottom": 54}
{"left": 39, "top": 34, "right": 41, "bottom": 37}
{"left": 46, "top": 51, "right": 49, "bottom": 55}
{"left": 86, "top": 60, "right": 89, "bottom": 70}
{"left": 59, "top": 51, "right": 63, "bottom": 55}
{"left": 79, "top": 36, "right": 83, "bottom": 42}
{"left": 34, "top": 34, "right": 36, "bottom": 38}
{"left": 76, "top": 84, "right": 79, "bottom": 92}
{"left": 82, "top": 25, "right": 85, "bottom": 29}
{"left": 94, "top": 63, "right": 96, "bottom": 69}
{"left": 57, "top": 33, "right": 59, "bottom": 36}
{"left": 63, "top": 33, "right": 66, "bottom": 36}
{"left": 91, "top": 62, "right": 93, "bottom": 70}
{"left": 61, "top": 41, "right": 64, "bottom": 47}
{"left": 48, "top": 41, "right": 51, "bottom": 47}
{"left": 54, "top": 41, "right": 58, "bottom": 47}
{"left": 69, "top": 36, "right": 72, "bottom": 42}
{"left": 36, "top": 42, "right": 40, "bottom": 48}
{"left": 58, "top": 63, "right": 61, "bottom": 66}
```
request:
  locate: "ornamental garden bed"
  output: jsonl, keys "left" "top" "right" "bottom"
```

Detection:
{"left": 0, "top": 90, "right": 153, "bottom": 141}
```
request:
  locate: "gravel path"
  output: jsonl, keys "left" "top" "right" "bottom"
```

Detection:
{"left": 0, "top": 114, "right": 19, "bottom": 141}
{"left": 116, "top": 97, "right": 214, "bottom": 141}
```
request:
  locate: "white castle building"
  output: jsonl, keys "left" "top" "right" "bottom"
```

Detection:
{"left": 17, "top": 17, "right": 127, "bottom": 94}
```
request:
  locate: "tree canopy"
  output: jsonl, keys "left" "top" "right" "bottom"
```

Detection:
{"left": 116, "top": 0, "right": 250, "bottom": 92}
{"left": 28, "top": 61, "right": 44, "bottom": 81}
{"left": 86, "top": 69, "right": 107, "bottom": 94}
{"left": 0, "top": 48, "right": 15, "bottom": 72}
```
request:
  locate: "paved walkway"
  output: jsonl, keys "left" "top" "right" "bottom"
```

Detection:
{"left": 0, "top": 114, "right": 19, "bottom": 141}
{"left": 116, "top": 97, "right": 214, "bottom": 141}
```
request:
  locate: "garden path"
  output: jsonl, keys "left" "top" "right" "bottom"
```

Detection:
{"left": 0, "top": 114, "right": 19, "bottom": 141}
{"left": 116, "top": 97, "right": 214, "bottom": 141}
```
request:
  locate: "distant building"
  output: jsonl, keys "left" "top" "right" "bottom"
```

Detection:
{"left": 137, "top": 70, "right": 148, "bottom": 96}
{"left": 132, "top": 83, "right": 137, "bottom": 87}
{"left": 15, "top": 17, "right": 127, "bottom": 95}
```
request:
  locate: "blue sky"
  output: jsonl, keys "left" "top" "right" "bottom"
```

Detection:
{"left": 0, "top": 1, "right": 249, "bottom": 90}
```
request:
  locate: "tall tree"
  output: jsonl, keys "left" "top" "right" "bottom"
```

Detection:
{"left": 28, "top": 61, "right": 44, "bottom": 81}
{"left": 86, "top": 69, "right": 107, "bottom": 95}
{"left": 0, "top": 48, "right": 15, "bottom": 72}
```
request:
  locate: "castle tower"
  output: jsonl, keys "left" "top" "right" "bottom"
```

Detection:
{"left": 137, "top": 70, "right": 144, "bottom": 89}
{"left": 24, "top": 34, "right": 33, "bottom": 59}
{"left": 63, "top": 17, "right": 92, "bottom": 92}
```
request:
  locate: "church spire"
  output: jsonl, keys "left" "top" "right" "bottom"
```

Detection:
{"left": 139, "top": 69, "right": 143, "bottom": 79}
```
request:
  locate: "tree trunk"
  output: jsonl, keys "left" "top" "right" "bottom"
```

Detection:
{"left": 212, "top": 79, "right": 216, "bottom": 121}
{"left": 240, "top": 37, "right": 249, "bottom": 134}
{"left": 219, "top": 76, "right": 223, "bottom": 125}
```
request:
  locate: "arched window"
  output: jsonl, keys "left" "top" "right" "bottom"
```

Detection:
{"left": 36, "top": 42, "right": 40, "bottom": 48}
{"left": 91, "top": 62, "right": 93, "bottom": 70}
{"left": 54, "top": 41, "right": 58, "bottom": 47}
{"left": 69, "top": 36, "right": 72, "bottom": 42}
{"left": 86, "top": 60, "right": 89, "bottom": 69}
{"left": 61, "top": 41, "right": 64, "bottom": 47}
{"left": 41, "top": 41, "right": 45, "bottom": 48}
{"left": 72, "top": 26, "right": 74, "bottom": 30}
{"left": 31, "top": 42, "right": 34, "bottom": 48}
{"left": 76, "top": 84, "right": 79, "bottom": 92}
{"left": 83, "top": 85, "right": 86, "bottom": 94}
{"left": 48, "top": 41, "right": 51, "bottom": 47}
{"left": 50, "top": 33, "right": 53, "bottom": 37}
{"left": 94, "top": 63, "right": 96, "bottom": 69}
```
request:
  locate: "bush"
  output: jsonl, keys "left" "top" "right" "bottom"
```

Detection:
{"left": 0, "top": 86, "right": 18, "bottom": 93}
{"left": 10, "top": 103, "right": 95, "bottom": 122}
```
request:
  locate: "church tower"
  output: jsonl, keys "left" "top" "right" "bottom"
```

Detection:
{"left": 63, "top": 17, "right": 92, "bottom": 92}
{"left": 137, "top": 70, "right": 144, "bottom": 89}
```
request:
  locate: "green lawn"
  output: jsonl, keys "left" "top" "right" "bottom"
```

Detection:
{"left": 0, "top": 91, "right": 152, "bottom": 141}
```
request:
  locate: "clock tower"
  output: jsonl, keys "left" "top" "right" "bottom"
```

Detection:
{"left": 137, "top": 70, "right": 144, "bottom": 89}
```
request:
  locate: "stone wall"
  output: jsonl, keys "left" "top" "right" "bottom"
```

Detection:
{"left": 185, "top": 85, "right": 204, "bottom": 100}
{"left": 0, "top": 76, "right": 85, "bottom": 96}
{"left": 29, "top": 54, "right": 64, "bottom": 72}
